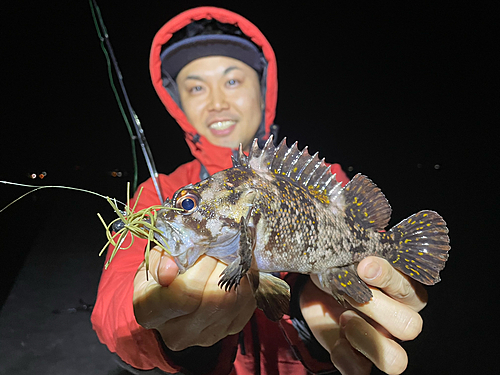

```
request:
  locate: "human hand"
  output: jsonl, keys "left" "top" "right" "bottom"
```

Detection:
{"left": 300, "top": 256, "right": 427, "bottom": 375}
{"left": 133, "top": 246, "right": 257, "bottom": 350}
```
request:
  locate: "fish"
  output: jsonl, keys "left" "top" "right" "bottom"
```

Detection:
{"left": 154, "top": 136, "right": 450, "bottom": 321}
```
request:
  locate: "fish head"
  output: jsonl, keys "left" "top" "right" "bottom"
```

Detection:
{"left": 155, "top": 168, "right": 259, "bottom": 273}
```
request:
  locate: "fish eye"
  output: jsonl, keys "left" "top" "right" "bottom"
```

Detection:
{"left": 181, "top": 198, "right": 195, "bottom": 211}
{"left": 175, "top": 190, "right": 200, "bottom": 214}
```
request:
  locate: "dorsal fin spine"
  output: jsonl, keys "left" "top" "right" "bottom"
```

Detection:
{"left": 312, "top": 159, "right": 329, "bottom": 188}
{"left": 285, "top": 142, "right": 299, "bottom": 178}
{"left": 244, "top": 135, "right": 341, "bottom": 204}
{"left": 295, "top": 147, "right": 311, "bottom": 180}
{"left": 327, "top": 178, "right": 343, "bottom": 198}
{"left": 286, "top": 145, "right": 303, "bottom": 177}
{"left": 321, "top": 173, "right": 336, "bottom": 194}
{"left": 302, "top": 154, "right": 321, "bottom": 186}
{"left": 274, "top": 138, "right": 288, "bottom": 174}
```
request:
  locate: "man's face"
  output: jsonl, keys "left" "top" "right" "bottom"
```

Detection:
{"left": 176, "top": 56, "right": 263, "bottom": 151}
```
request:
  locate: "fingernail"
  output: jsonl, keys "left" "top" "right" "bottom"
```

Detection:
{"left": 363, "top": 261, "right": 381, "bottom": 280}
{"left": 340, "top": 310, "right": 358, "bottom": 329}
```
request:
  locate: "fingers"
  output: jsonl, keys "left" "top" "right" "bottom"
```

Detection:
{"left": 348, "top": 288, "right": 423, "bottom": 341}
{"left": 330, "top": 338, "right": 373, "bottom": 375}
{"left": 300, "top": 279, "right": 373, "bottom": 374}
{"left": 339, "top": 310, "right": 408, "bottom": 375}
{"left": 133, "top": 254, "right": 218, "bottom": 327}
{"left": 146, "top": 246, "right": 179, "bottom": 286}
{"left": 300, "top": 277, "right": 344, "bottom": 346}
{"left": 358, "top": 257, "right": 428, "bottom": 312}
{"left": 302, "top": 277, "right": 416, "bottom": 375}
{"left": 157, "top": 262, "right": 256, "bottom": 350}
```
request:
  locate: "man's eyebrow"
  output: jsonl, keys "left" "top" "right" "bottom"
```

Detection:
{"left": 183, "top": 66, "right": 241, "bottom": 81}
{"left": 223, "top": 66, "right": 241, "bottom": 75}
{"left": 184, "top": 74, "right": 204, "bottom": 81}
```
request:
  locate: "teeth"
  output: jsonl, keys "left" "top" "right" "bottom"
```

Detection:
{"left": 209, "top": 120, "right": 236, "bottom": 130}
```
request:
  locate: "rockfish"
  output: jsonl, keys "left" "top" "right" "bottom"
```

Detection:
{"left": 154, "top": 136, "right": 450, "bottom": 320}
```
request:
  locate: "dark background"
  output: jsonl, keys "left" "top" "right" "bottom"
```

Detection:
{"left": 0, "top": 1, "right": 496, "bottom": 374}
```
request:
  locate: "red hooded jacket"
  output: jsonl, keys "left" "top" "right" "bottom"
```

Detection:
{"left": 91, "top": 7, "right": 348, "bottom": 375}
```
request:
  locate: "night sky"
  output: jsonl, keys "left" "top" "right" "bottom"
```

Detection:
{"left": 1, "top": 1, "right": 496, "bottom": 373}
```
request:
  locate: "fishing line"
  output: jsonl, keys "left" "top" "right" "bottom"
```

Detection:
{"left": 0, "top": 180, "right": 126, "bottom": 213}
{"left": 1, "top": 180, "right": 175, "bottom": 274}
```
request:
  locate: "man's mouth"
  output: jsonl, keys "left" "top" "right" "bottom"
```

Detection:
{"left": 208, "top": 120, "right": 237, "bottom": 131}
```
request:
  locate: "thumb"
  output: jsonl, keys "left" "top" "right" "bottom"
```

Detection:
{"left": 147, "top": 246, "right": 179, "bottom": 287}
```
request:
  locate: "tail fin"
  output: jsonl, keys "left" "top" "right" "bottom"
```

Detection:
{"left": 386, "top": 210, "right": 450, "bottom": 285}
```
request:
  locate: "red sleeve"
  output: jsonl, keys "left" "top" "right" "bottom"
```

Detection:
{"left": 91, "top": 174, "right": 179, "bottom": 372}
{"left": 91, "top": 161, "right": 209, "bottom": 373}
{"left": 329, "top": 163, "right": 350, "bottom": 187}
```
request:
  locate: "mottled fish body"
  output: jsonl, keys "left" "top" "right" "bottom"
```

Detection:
{"left": 155, "top": 136, "right": 450, "bottom": 320}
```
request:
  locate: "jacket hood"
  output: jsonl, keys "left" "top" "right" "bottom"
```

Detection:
{"left": 150, "top": 7, "right": 278, "bottom": 176}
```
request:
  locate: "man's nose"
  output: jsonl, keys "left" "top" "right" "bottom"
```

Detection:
{"left": 208, "top": 88, "right": 229, "bottom": 111}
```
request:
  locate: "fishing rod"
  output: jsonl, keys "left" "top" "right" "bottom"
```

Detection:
{"left": 89, "top": 0, "right": 164, "bottom": 204}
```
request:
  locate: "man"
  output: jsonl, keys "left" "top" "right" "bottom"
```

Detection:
{"left": 92, "top": 7, "right": 426, "bottom": 375}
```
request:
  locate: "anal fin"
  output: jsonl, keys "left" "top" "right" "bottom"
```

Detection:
{"left": 319, "top": 264, "right": 373, "bottom": 305}
{"left": 247, "top": 270, "right": 290, "bottom": 321}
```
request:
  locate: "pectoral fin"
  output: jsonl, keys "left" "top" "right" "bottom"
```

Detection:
{"left": 218, "top": 217, "right": 253, "bottom": 291}
{"left": 218, "top": 216, "right": 290, "bottom": 321}
{"left": 319, "top": 264, "right": 372, "bottom": 306}
{"left": 247, "top": 270, "right": 290, "bottom": 321}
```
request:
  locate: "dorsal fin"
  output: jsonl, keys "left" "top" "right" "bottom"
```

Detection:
{"left": 342, "top": 174, "right": 392, "bottom": 231}
{"left": 236, "top": 136, "right": 342, "bottom": 202}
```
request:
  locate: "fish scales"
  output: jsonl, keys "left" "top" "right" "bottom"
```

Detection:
{"left": 250, "top": 174, "right": 383, "bottom": 273}
{"left": 154, "top": 136, "right": 450, "bottom": 321}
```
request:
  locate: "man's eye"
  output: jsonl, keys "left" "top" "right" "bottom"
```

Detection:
{"left": 190, "top": 85, "right": 203, "bottom": 93}
{"left": 227, "top": 79, "right": 238, "bottom": 86}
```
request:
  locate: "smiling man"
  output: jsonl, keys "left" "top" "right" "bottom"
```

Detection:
{"left": 176, "top": 56, "right": 264, "bottom": 151}
{"left": 92, "top": 7, "right": 426, "bottom": 375}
